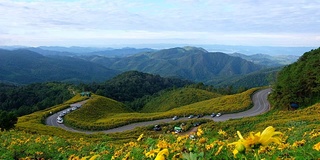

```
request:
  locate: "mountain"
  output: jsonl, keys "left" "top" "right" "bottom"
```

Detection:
{"left": 229, "top": 53, "right": 299, "bottom": 67}
{"left": 271, "top": 47, "right": 320, "bottom": 109}
{"left": 89, "top": 47, "right": 265, "bottom": 83}
{"left": 22, "top": 46, "right": 155, "bottom": 57}
{"left": 0, "top": 49, "right": 119, "bottom": 84}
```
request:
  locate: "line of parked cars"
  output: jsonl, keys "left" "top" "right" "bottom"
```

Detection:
{"left": 172, "top": 112, "right": 222, "bottom": 121}
{"left": 56, "top": 104, "right": 82, "bottom": 124}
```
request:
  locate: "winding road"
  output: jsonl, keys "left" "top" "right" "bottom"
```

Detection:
{"left": 46, "top": 88, "right": 271, "bottom": 134}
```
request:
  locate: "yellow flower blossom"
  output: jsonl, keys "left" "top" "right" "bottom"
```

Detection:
{"left": 313, "top": 142, "right": 320, "bottom": 151}
{"left": 215, "top": 145, "right": 224, "bottom": 156}
{"left": 199, "top": 137, "right": 207, "bottom": 144}
{"left": 155, "top": 149, "right": 169, "bottom": 160}
{"left": 145, "top": 148, "right": 160, "bottom": 158}
{"left": 89, "top": 155, "right": 100, "bottom": 160}
{"left": 218, "top": 129, "right": 228, "bottom": 137}
{"left": 205, "top": 143, "right": 214, "bottom": 150}
{"left": 197, "top": 128, "right": 204, "bottom": 137}
{"left": 229, "top": 126, "right": 282, "bottom": 156}
{"left": 137, "top": 134, "right": 144, "bottom": 141}
{"left": 157, "top": 140, "right": 170, "bottom": 149}
{"left": 292, "top": 139, "right": 306, "bottom": 147}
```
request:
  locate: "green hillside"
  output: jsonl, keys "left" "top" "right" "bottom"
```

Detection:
{"left": 141, "top": 87, "right": 221, "bottom": 112}
{"left": 83, "top": 71, "right": 192, "bottom": 110}
{"left": 64, "top": 95, "right": 131, "bottom": 128}
{"left": 271, "top": 47, "right": 320, "bottom": 109}
{"left": 89, "top": 47, "right": 264, "bottom": 83}
{"left": 0, "top": 49, "right": 118, "bottom": 84}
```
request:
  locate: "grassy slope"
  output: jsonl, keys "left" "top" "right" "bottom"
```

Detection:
{"left": 62, "top": 88, "right": 257, "bottom": 130}
{"left": 141, "top": 88, "right": 221, "bottom": 113}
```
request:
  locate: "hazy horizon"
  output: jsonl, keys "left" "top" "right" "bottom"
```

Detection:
{"left": 1, "top": 0, "right": 319, "bottom": 47}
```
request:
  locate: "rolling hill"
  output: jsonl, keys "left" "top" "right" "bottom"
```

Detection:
{"left": 141, "top": 87, "right": 221, "bottom": 112}
{"left": 0, "top": 49, "right": 119, "bottom": 84}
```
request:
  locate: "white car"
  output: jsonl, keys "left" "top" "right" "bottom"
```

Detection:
{"left": 57, "top": 116, "right": 63, "bottom": 121}
{"left": 172, "top": 116, "right": 179, "bottom": 120}
{"left": 216, "top": 113, "right": 222, "bottom": 117}
{"left": 57, "top": 119, "right": 64, "bottom": 124}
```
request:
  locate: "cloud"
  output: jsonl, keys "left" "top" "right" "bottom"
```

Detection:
{"left": 0, "top": 0, "right": 319, "bottom": 46}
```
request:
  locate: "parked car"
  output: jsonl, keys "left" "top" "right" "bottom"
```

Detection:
{"left": 57, "top": 119, "right": 64, "bottom": 124}
{"left": 211, "top": 113, "right": 216, "bottom": 117}
{"left": 193, "top": 122, "right": 202, "bottom": 126}
{"left": 174, "top": 126, "right": 182, "bottom": 133}
{"left": 216, "top": 113, "right": 222, "bottom": 117}
{"left": 59, "top": 113, "right": 65, "bottom": 117}
{"left": 172, "top": 116, "right": 179, "bottom": 120}
{"left": 153, "top": 125, "right": 162, "bottom": 131}
{"left": 188, "top": 115, "right": 194, "bottom": 119}
{"left": 196, "top": 114, "right": 203, "bottom": 118}
{"left": 57, "top": 116, "right": 62, "bottom": 121}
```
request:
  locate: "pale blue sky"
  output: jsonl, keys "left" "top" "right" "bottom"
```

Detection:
{"left": 0, "top": 0, "right": 319, "bottom": 47}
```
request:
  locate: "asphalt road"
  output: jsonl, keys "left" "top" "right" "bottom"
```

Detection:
{"left": 45, "top": 88, "right": 271, "bottom": 134}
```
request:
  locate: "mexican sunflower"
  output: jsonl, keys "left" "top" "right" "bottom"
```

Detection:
{"left": 154, "top": 149, "right": 169, "bottom": 160}
{"left": 229, "top": 126, "right": 282, "bottom": 157}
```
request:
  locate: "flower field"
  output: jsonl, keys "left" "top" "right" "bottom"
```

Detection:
{"left": 1, "top": 124, "right": 319, "bottom": 159}
{"left": 2, "top": 88, "right": 319, "bottom": 159}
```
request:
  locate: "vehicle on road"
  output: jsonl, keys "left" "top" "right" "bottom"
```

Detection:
{"left": 153, "top": 125, "right": 162, "bottom": 131}
{"left": 188, "top": 115, "right": 194, "bottom": 119}
{"left": 196, "top": 114, "right": 203, "bottom": 118}
{"left": 57, "top": 116, "right": 62, "bottom": 121}
{"left": 216, "top": 113, "right": 222, "bottom": 117}
{"left": 174, "top": 126, "right": 182, "bottom": 133}
{"left": 172, "top": 116, "right": 179, "bottom": 120}
{"left": 57, "top": 119, "right": 63, "bottom": 124}
{"left": 211, "top": 113, "right": 216, "bottom": 117}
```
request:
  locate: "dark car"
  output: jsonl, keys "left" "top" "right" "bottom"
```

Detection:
{"left": 153, "top": 125, "right": 162, "bottom": 131}
{"left": 193, "top": 122, "right": 202, "bottom": 126}
{"left": 196, "top": 114, "right": 203, "bottom": 118}
{"left": 211, "top": 113, "right": 216, "bottom": 117}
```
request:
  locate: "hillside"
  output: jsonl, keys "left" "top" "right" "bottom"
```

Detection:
{"left": 0, "top": 49, "right": 119, "bottom": 84}
{"left": 229, "top": 53, "right": 299, "bottom": 67}
{"left": 83, "top": 71, "right": 193, "bottom": 108}
{"left": 271, "top": 47, "right": 320, "bottom": 109}
{"left": 211, "top": 67, "right": 281, "bottom": 91}
{"left": 65, "top": 95, "right": 131, "bottom": 130}
{"left": 88, "top": 47, "right": 265, "bottom": 83}
{"left": 141, "top": 87, "right": 221, "bottom": 112}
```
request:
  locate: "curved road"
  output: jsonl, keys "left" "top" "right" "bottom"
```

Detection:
{"left": 46, "top": 88, "right": 271, "bottom": 134}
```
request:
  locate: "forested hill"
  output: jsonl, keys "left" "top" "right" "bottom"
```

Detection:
{"left": 271, "top": 47, "right": 320, "bottom": 109}
{"left": 89, "top": 47, "right": 264, "bottom": 83}
{"left": 0, "top": 49, "right": 119, "bottom": 84}
{"left": 81, "top": 71, "right": 193, "bottom": 109}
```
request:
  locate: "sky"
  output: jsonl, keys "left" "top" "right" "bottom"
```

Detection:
{"left": 0, "top": 0, "right": 319, "bottom": 47}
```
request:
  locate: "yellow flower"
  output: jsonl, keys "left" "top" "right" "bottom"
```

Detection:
{"left": 197, "top": 128, "right": 204, "bottom": 137}
{"left": 199, "top": 137, "right": 207, "bottom": 144}
{"left": 215, "top": 146, "right": 223, "bottom": 156}
{"left": 205, "top": 143, "right": 214, "bottom": 150}
{"left": 155, "top": 149, "right": 169, "bottom": 160}
{"left": 137, "top": 134, "right": 144, "bottom": 141}
{"left": 313, "top": 142, "right": 320, "bottom": 151}
{"left": 145, "top": 148, "right": 160, "bottom": 158}
{"left": 229, "top": 126, "right": 282, "bottom": 156}
{"left": 292, "top": 139, "right": 306, "bottom": 147}
{"left": 89, "top": 155, "right": 100, "bottom": 160}
{"left": 218, "top": 129, "right": 227, "bottom": 137}
{"left": 157, "top": 140, "right": 170, "bottom": 149}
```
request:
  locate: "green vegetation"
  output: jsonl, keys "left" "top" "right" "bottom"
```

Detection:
{"left": 271, "top": 47, "right": 320, "bottom": 109}
{"left": 62, "top": 88, "right": 256, "bottom": 130}
{"left": 0, "top": 82, "right": 73, "bottom": 130}
{"left": 81, "top": 70, "right": 193, "bottom": 110}
{"left": 0, "top": 49, "right": 118, "bottom": 84}
{"left": 141, "top": 87, "right": 221, "bottom": 112}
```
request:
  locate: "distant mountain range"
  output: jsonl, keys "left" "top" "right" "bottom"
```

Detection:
{"left": 0, "top": 49, "right": 118, "bottom": 84}
{"left": 0, "top": 46, "right": 298, "bottom": 86}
